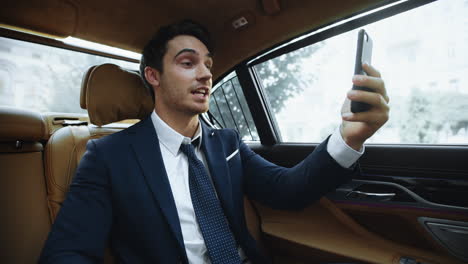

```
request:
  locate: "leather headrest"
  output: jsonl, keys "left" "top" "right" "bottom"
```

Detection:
{"left": 0, "top": 106, "right": 47, "bottom": 142}
{"left": 80, "top": 63, "right": 154, "bottom": 126}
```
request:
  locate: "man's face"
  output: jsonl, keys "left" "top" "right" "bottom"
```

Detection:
{"left": 155, "top": 35, "right": 213, "bottom": 116}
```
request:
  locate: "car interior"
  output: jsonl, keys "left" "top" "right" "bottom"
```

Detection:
{"left": 1, "top": 0, "right": 468, "bottom": 263}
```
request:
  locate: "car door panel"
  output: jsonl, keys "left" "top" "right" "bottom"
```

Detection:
{"left": 249, "top": 144, "right": 468, "bottom": 264}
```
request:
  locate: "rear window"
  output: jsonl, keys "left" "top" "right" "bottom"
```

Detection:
{"left": 208, "top": 72, "right": 260, "bottom": 142}
{"left": 0, "top": 37, "right": 139, "bottom": 113}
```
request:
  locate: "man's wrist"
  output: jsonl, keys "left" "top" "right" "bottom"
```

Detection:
{"left": 340, "top": 125, "right": 364, "bottom": 151}
{"left": 327, "top": 126, "right": 364, "bottom": 168}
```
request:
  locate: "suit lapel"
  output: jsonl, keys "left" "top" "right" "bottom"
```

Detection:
{"left": 201, "top": 123, "right": 236, "bottom": 224}
{"left": 128, "top": 117, "right": 186, "bottom": 256}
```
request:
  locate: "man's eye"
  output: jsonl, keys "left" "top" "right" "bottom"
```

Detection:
{"left": 181, "top": 61, "right": 193, "bottom": 67}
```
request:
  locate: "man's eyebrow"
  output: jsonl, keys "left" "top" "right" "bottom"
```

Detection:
{"left": 174, "top": 48, "right": 197, "bottom": 58}
{"left": 174, "top": 48, "right": 213, "bottom": 59}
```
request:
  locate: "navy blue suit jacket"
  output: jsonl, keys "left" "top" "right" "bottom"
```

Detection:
{"left": 40, "top": 116, "right": 359, "bottom": 263}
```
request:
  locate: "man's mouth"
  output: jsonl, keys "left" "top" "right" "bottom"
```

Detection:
{"left": 191, "top": 87, "right": 209, "bottom": 97}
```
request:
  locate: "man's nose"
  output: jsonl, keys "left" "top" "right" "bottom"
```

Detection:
{"left": 197, "top": 64, "right": 212, "bottom": 81}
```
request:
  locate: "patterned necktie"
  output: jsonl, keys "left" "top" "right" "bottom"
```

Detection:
{"left": 180, "top": 142, "right": 242, "bottom": 264}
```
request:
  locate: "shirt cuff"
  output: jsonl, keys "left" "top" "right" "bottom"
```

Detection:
{"left": 326, "top": 126, "right": 364, "bottom": 168}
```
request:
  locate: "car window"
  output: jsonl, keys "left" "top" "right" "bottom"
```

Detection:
{"left": 0, "top": 37, "right": 139, "bottom": 113}
{"left": 208, "top": 72, "right": 260, "bottom": 141}
{"left": 253, "top": 0, "right": 468, "bottom": 144}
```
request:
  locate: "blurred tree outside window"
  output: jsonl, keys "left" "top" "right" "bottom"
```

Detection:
{"left": 253, "top": 0, "right": 468, "bottom": 145}
{"left": 0, "top": 37, "right": 139, "bottom": 113}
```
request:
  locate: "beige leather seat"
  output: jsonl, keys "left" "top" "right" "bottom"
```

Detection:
{"left": 43, "top": 63, "right": 153, "bottom": 263}
{"left": 0, "top": 106, "right": 51, "bottom": 264}
{"left": 45, "top": 63, "right": 154, "bottom": 221}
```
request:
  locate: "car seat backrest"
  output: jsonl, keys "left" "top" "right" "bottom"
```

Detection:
{"left": 45, "top": 63, "right": 154, "bottom": 221}
{"left": 45, "top": 125, "right": 123, "bottom": 220}
{"left": 44, "top": 64, "right": 153, "bottom": 263}
{"left": 0, "top": 106, "right": 51, "bottom": 264}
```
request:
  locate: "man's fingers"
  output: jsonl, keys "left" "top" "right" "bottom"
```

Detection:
{"left": 352, "top": 75, "right": 389, "bottom": 103}
{"left": 362, "top": 63, "right": 381, "bottom": 78}
{"left": 342, "top": 109, "right": 389, "bottom": 124}
{"left": 347, "top": 90, "right": 389, "bottom": 109}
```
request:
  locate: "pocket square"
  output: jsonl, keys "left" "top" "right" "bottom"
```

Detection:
{"left": 226, "top": 149, "right": 239, "bottom": 161}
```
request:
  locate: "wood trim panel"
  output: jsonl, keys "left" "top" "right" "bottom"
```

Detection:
{"left": 254, "top": 198, "right": 464, "bottom": 264}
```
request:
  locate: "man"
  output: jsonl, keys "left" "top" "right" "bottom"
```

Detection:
{"left": 40, "top": 20, "right": 389, "bottom": 263}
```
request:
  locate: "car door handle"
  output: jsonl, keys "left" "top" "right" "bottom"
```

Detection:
{"left": 441, "top": 227, "right": 468, "bottom": 235}
{"left": 330, "top": 180, "right": 468, "bottom": 213}
{"left": 428, "top": 222, "right": 468, "bottom": 235}
{"left": 346, "top": 190, "right": 396, "bottom": 200}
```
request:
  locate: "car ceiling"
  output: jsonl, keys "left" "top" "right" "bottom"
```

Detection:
{"left": 1, "top": 0, "right": 385, "bottom": 79}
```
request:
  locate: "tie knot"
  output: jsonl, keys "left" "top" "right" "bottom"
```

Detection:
{"left": 192, "top": 137, "right": 201, "bottom": 148}
{"left": 180, "top": 143, "right": 196, "bottom": 158}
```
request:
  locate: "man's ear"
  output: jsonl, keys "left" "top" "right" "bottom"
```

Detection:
{"left": 144, "top": 66, "right": 160, "bottom": 87}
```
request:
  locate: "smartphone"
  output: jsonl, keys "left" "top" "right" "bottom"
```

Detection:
{"left": 351, "top": 29, "right": 373, "bottom": 113}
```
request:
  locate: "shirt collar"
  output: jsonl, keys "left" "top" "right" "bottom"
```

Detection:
{"left": 150, "top": 111, "right": 203, "bottom": 156}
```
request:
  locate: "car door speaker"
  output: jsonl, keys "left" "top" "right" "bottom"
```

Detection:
{"left": 419, "top": 217, "right": 468, "bottom": 262}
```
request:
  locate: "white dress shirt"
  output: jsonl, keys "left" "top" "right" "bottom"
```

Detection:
{"left": 150, "top": 111, "right": 362, "bottom": 263}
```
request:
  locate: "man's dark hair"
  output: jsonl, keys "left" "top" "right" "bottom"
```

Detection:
{"left": 139, "top": 19, "right": 214, "bottom": 100}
